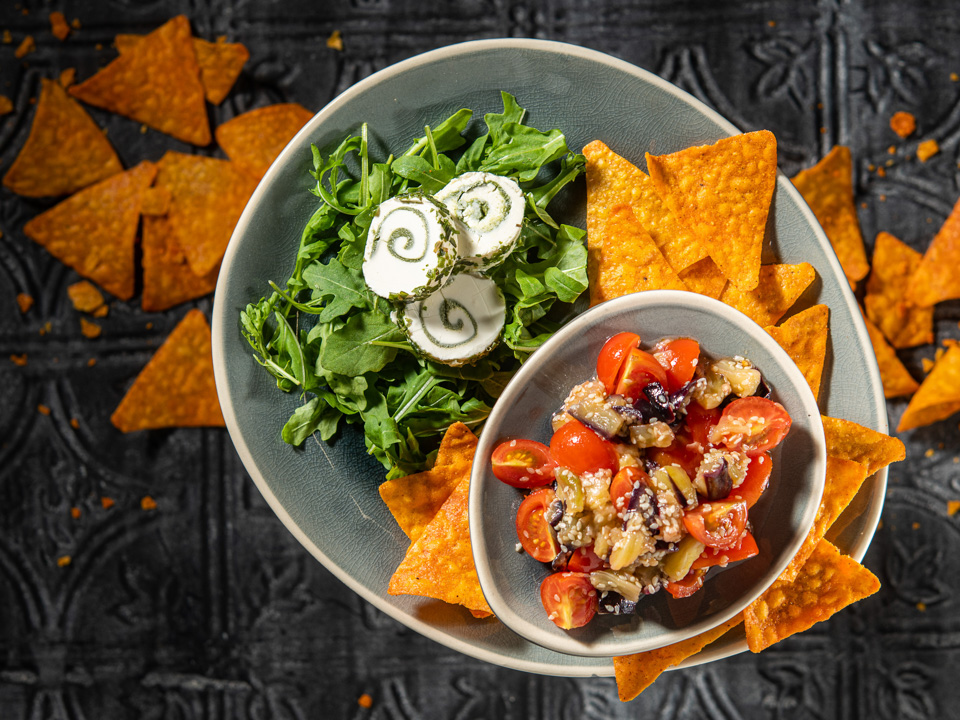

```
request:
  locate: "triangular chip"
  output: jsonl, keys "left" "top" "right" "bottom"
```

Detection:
{"left": 645, "top": 131, "right": 777, "bottom": 291}
{"left": 791, "top": 146, "right": 869, "bottom": 285}
{"left": 141, "top": 186, "right": 171, "bottom": 216}
{"left": 116, "top": 33, "right": 249, "bottom": 105}
{"left": 907, "top": 196, "right": 960, "bottom": 307}
{"left": 898, "top": 345, "right": 960, "bottom": 431}
{"left": 744, "top": 540, "right": 879, "bottom": 653}
{"left": 3, "top": 78, "right": 122, "bottom": 198}
{"left": 719, "top": 263, "right": 816, "bottom": 326}
{"left": 70, "top": 16, "right": 210, "bottom": 145}
{"left": 864, "top": 232, "right": 933, "bottom": 348}
{"left": 23, "top": 161, "right": 156, "bottom": 299}
{"left": 777, "top": 456, "right": 869, "bottom": 584}
{"left": 631, "top": 173, "right": 706, "bottom": 273}
{"left": 142, "top": 214, "right": 220, "bottom": 312}
{"left": 387, "top": 476, "right": 492, "bottom": 616}
{"left": 679, "top": 257, "right": 727, "bottom": 299}
{"left": 764, "top": 304, "right": 829, "bottom": 399}
{"left": 379, "top": 422, "right": 478, "bottom": 542}
{"left": 216, "top": 103, "right": 314, "bottom": 180}
{"left": 591, "top": 204, "right": 686, "bottom": 305}
{"left": 111, "top": 309, "right": 224, "bottom": 432}
{"left": 821, "top": 414, "right": 906, "bottom": 475}
{"left": 154, "top": 151, "right": 256, "bottom": 277}
{"left": 862, "top": 314, "right": 919, "bottom": 399}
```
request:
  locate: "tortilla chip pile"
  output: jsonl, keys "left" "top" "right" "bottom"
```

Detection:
{"left": 4, "top": 15, "right": 317, "bottom": 432}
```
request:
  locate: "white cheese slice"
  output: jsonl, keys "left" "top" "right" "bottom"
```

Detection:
{"left": 398, "top": 272, "right": 506, "bottom": 366}
{"left": 362, "top": 194, "right": 458, "bottom": 301}
{"left": 435, "top": 172, "right": 524, "bottom": 270}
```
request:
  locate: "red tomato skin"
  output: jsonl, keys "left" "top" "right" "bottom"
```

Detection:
{"left": 614, "top": 348, "right": 669, "bottom": 401}
{"left": 692, "top": 531, "right": 759, "bottom": 569}
{"left": 516, "top": 488, "right": 560, "bottom": 562}
{"left": 540, "top": 572, "right": 598, "bottom": 629}
{"left": 732, "top": 453, "right": 772, "bottom": 508}
{"left": 597, "top": 332, "right": 640, "bottom": 394}
{"left": 566, "top": 546, "right": 605, "bottom": 573}
{"left": 683, "top": 499, "right": 749, "bottom": 550}
{"left": 682, "top": 403, "right": 722, "bottom": 451}
{"left": 665, "top": 570, "right": 706, "bottom": 598}
{"left": 654, "top": 338, "right": 701, "bottom": 392}
{"left": 491, "top": 439, "right": 557, "bottom": 488}
{"left": 610, "top": 466, "right": 647, "bottom": 514}
{"left": 649, "top": 445, "right": 700, "bottom": 479}
{"left": 550, "top": 419, "right": 619, "bottom": 476}
{"left": 710, "top": 397, "right": 792, "bottom": 457}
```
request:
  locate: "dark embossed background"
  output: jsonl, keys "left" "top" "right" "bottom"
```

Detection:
{"left": 2, "top": 1, "right": 959, "bottom": 718}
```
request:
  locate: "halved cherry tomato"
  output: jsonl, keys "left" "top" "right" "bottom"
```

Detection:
{"left": 491, "top": 439, "right": 557, "bottom": 488}
{"left": 682, "top": 402, "right": 721, "bottom": 452}
{"left": 550, "top": 419, "right": 619, "bottom": 476}
{"left": 653, "top": 338, "right": 700, "bottom": 392}
{"left": 731, "top": 452, "right": 772, "bottom": 508}
{"left": 682, "top": 499, "right": 748, "bottom": 550}
{"left": 664, "top": 569, "right": 706, "bottom": 598}
{"left": 649, "top": 445, "right": 700, "bottom": 479}
{"left": 540, "top": 572, "right": 598, "bottom": 629}
{"left": 610, "top": 466, "right": 646, "bottom": 514}
{"left": 567, "top": 546, "right": 605, "bottom": 573}
{"left": 708, "top": 397, "right": 792, "bottom": 457}
{"left": 516, "top": 488, "right": 561, "bottom": 562}
{"left": 614, "top": 348, "right": 669, "bottom": 402}
{"left": 692, "top": 531, "right": 759, "bottom": 569}
{"left": 597, "top": 332, "right": 640, "bottom": 394}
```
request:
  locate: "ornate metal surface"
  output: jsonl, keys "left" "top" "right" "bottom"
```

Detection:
{"left": 1, "top": 0, "right": 958, "bottom": 717}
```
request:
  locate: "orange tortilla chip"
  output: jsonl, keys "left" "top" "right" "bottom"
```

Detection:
{"left": 387, "top": 477, "right": 492, "bottom": 616}
{"left": 154, "top": 151, "right": 256, "bottom": 277}
{"left": 141, "top": 214, "right": 219, "bottom": 312}
{"left": 111, "top": 309, "right": 225, "bottom": 432}
{"left": 591, "top": 204, "right": 686, "bottom": 305}
{"left": 791, "top": 147, "right": 869, "bottom": 285}
{"left": 70, "top": 16, "right": 210, "bottom": 146}
{"left": 890, "top": 111, "right": 916, "bottom": 138}
{"left": 629, "top": 171, "right": 705, "bottom": 272}
{"left": 864, "top": 232, "right": 933, "bottom": 348}
{"left": 3, "top": 78, "right": 122, "bottom": 198}
{"left": 862, "top": 314, "right": 919, "bottom": 399}
{"left": 719, "top": 263, "right": 816, "bottom": 327}
{"left": 613, "top": 615, "right": 742, "bottom": 701}
{"left": 58, "top": 68, "right": 76, "bottom": 88}
{"left": 49, "top": 11, "right": 70, "bottom": 41}
{"left": 907, "top": 196, "right": 960, "bottom": 307}
{"left": 141, "top": 186, "right": 171, "bottom": 216}
{"left": 23, "top": 161, "right": 156, "bottom": 300}
{"left": 778, "top": 456, "right": 869, "bottom": 584}
{"left": 67, "top": 280, "right": 105, "bottom": 314}
{"left": 116, "top": 33, "right": 249, "bottom": 105}
{"left": 645, "top": 130, "right": 777, "bottom": 291}
{"left": 216, "top": 103, "right": 314, "bottom": 180}
{"left": 379, "top": 422, "right": 478, "bottom": 542}
{"left": 821, "top": 414, "right": 906, "bottom": 475}
{"left": 916, "top": 139, "right": 939, "bottom": 162}
{"left": 764, "top": 304, "right": 829, "bottom": 399}
{"left": 898, "top": 345, "right": 960, "bottom": 431}
{"left": 679, "top": 257, "right": 727, "bottom": 299}
{"left": 744, "top": 540, "right": 879, "bottom": 653}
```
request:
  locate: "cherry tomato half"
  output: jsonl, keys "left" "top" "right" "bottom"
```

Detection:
{"left": 610, "top": 466, "right": 646, "bottom": 514}
{"left": 491, "top": 439, "right": 557, "bottom": 488}
{"left": 550, "top": 419, "right": 619, "bottom": 476}
{"left": 664, "top": 569, "right": 706, "bottom": 599}
{"left": 692, "top": 531, "right": 759, "bottom": 570}
{"left": 567, "top": 546, "right": 605, "bottom": 573}
{"left": 649, "top": 445, "right": 700, "bottom": 479}
{"left": 540, "top": 572, "right": 598, "bottom": 629}
{"left": 614, "top": 348, "right": 669, "bottom": 402}
{"left": 682, "top": 499, "right": 749, "bottom": 550}
{"left": 653, "top": 338, "right": 700, "bottom": 392}
{"left": 516, "top": 488, "right": 561, "bottom": 562}
{"left": 597, "top": 332, "right": 640, "bottom": 394}
{"left": 708, "top": 397, "right": 792, "bottom": 457}
{"left": 731, "top": 452, "right": 772, "bottom": 509}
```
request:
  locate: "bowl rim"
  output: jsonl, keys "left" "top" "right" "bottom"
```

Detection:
{"left": 211, "top": 37, "right": 889, "bottom": 676}
{"left": 469, "top": 289, "right": 828, "bottom": 657}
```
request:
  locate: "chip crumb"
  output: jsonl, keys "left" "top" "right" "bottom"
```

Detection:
{"left": 887, "top": 145, "right": 896, "bottom": 154}
{"left": 57, "top": 555, "right": 71, "bottom": 567}
{"left": 922, "top": 357, "right": 935, "bottom": 372}
{"left": 70, "top": 507, "right": 80, "bottom": 519}
{"left": 925, "top": 448, "right": 935, "bottom": 458}
{"left": 87, "top": 357, "right": 97, "bottom": 367}
{"left": 58, "top": 67, "right": 76, "bottom": 88}
{"left": 16, "top": 293, "right": 33, "bottom": 313}
{"left": 145, "top": 322, "right": 153, "bottom": 330}
{"left": 357, "top": 694, "right": 373, "bottom": 709}
{"left": 861, "top": 202, "right": 868, "bottom": 209}
{"left": 0, "top": 95, "right": 12, "bottom": 115}
{"left": 80, "top": 318, "right": 101, "bottom": 338}
{"left": 917, "top": 139, "right": 940, "bottom": 162}
{"left": 67, "top": 280, "right": 106, "bottom": 314}
{"left": 94, "top": 42, "right": 102, "bottom": 50}
{"left": 878, "top": 520, "right": 884, "bottom": 529}
{"left": 819, "top": 126, "right": 827, "bottom": 134}
{"left": 15, "top": 35, "right": 34, "bottom": 58}
{"left": 141, "top": 495, "right": 157, "bottom": 511}
{"left": 140, "top": 124, "right": 148, "bottom": 134}
{"left": 101, "top": 496, "right": 114, "bottom": 509}
{"left": 71, "top": 18, "right": 81, "bottom": 30}
{"left": 916, "top": 602, "right": 927, "bottom": 612}
{"left": 9, "top": 354, "right": 27, "bottom": 366}
{"left": 37, "top": 404, "right": 50, "bottom": 415}
{"left": 889, "top": 112, "right": 916, "bottom": 139}
{"left": 877, "top": 167, "right": 886, "bottom": 178}
{"left": 952, "top": 73, "right": 959, "bottom": 82}
{"left": 912, "top": 521, "right": 921, "bottom": 530}
{"left": 954, "top": 457, "right": 959, "bottom": 464}
{"left": 885, "top": 159, "right": 894, "bottom": 167}
{"left": 879, "top": 194, "right": 886, "bottom": 202}
{"left": 2, "top": 30, "right": 12, "bottom": 44}
{"left": 949, "top": 500, "right": 960, "bottom": 515}
{"left": 867, "top": 164, "right": 876, "bottom": 171}
{"left": 70, "top": 418, "right": 79, "bottom": 429}
{"left": 49, "top": 11, "right": 70, "bottom": 41}
{"left": 327, "top": 30, "right": 343, "bottom": 50}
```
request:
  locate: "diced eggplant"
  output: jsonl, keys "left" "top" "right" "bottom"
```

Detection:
{"left": 628, "top": 420, "right": 675, "bottom": 448}
{"left": 662, "top": 465, "right": 698, "bottom": 508}
{"left": 612, "top": 403, "right": 645, "bottom": 425}
{"left": 546, "top": 497, "right": 565, "bottom": 526}
{"left": 596, "top": 591, "right": 638, "bottom": 615}
{"left": 661, "top": 535, "right": 706, "bottom": 582}
{"left": 590, "top": 569, "right": 644, "bottom": 603}
{"left": 696, "top": 449, "right": 748, "bottom": 497}
{"left": 554, "top": 468, "right": 584, "bottom": 515}
{"left": 692, "top": 362, "right": 732, "bottom": 409}
{"left": 638, "top": 382, "right": 676, "bottom": 424}
{"left": 567, "top": 399, "right": 625, "bottom": 439}
{"left": 608, "top": 529, "right": 649, "bottom": 570}
{"left": 714, "top": 357, "right": 762, "bottom": 398}
{"left": 702, "top": 458, "right": 733, "bottom": 500}
{"left": 551, "top": 551, "right": 571, "bottom": 572}
{"left": 625, "top": 482, "right": 659, "bottom": 535}
{"left": 753, "top": 377, "right": 771, "bottom": 398}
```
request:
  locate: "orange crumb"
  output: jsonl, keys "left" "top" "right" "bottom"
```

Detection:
{"left": 917, "top": 139, "right": 940, "bottom": 162}
{"left": 57, "top": 555, "right": 71, "bottom": 567}
{"left": 861, "top": 202, "right": 868, "bottom": 209}
{"left": 950, "top": 501, "right": 960, "bottom": 516}
{"left": 890, "top": 111, "right": 916, "bottom": 138}
{"left": 94, "top": 43, "right": 102, "bottom": 51}
{"left": 327, "top": 30, "right": 343, "bottom": 51}
{"left": 817, "top": 102, "right": 823, "bottom": 110}
{"left": 16, "top": 293, "right": 33, "bottom": 313}
{"left": 0, "top": 95, "right": 11, "bottom": 115}
{"left": 9, "top": 354, "right": 27, "bottom": 366}
{"left": 888, "top": 145, "right": 896, "bottom": 154}
{"left": 819, "top": 127, "right": 827, "bottom": 134}
{"left": 952, "top": 73, "right": 959, "bottom": 82}
{"left": 145, "top": 322, "right": 153, "bottom": 330}
{"left": 2, "top": 30, "right": 11, "bottom": 44}
{"left": 140, "top": 124, "right": 148, "bottom": 134}
{"left": 912, "top": 521, "right": 921, "bottom": 529}
{"left": 37, "top": 404, "right": 50, "bottom": 415}
{"left": 87, "top": 357, "right": 97, "bottom": 367}
{"left": 141, "top": 496, "right": 157, "bottom": 511}
{"left": 357, "top": 694, "right": 373, "bottom": 709}
{"left": 58, "top": 67, "right": 76, "bottom": 88}
{"left": 92, "top": 304, "right": 108, "bottom": 318}
{"left": 14, "top": 35, "right": 34, "bottom": 58}
{"left": 867, "top": 164, "right": 876, "bottom": 171}
{"left": 80, "top": 318, "right": 101, "bottom": 338}
{"left": 878, "top": 520, "right": 884, "bottom": 530}
{"left": 71, "top": 18, "right": 81, "bottom": 30}
{"left": 877, "top": 167, "right": 886, "bottom": 177}
{"left": 916, "top": 602, "right": 927, "bottom": 612}
{"left": 922, "top": 357, "right": 935, "bottom": 372}
{"left": 885, "top": 159, "right": 894, "bottom": 166}
{"left": 49, "top": 11, "right": 70, "bottom": 41}
{"left": 69, "top": 418, "right": 79, "bottom": 429}
{"left": 70, "top": 507, "right": 81, "bottom": 519}
{"left": 925, "top": 448, "right": 935, "bottom": 458}
{"left": 101, "top": 497, "right": 114, "bottom": 510}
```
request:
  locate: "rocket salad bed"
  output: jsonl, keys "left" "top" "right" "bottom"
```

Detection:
{"left": 240, "top": 93, "right": 589, "bottom": 479}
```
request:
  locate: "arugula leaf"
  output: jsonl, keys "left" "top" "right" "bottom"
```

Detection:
{"left": 479, "top": 124, "right": 568, "bottom": 181}
{"left": 303, "top": 258, "right": 370, "bottom": 322}
{"left": 391, "top": 155, "right": 456, "bottom": 194}
{"left": 320, "top": 311, "right": 406, "bottom": 376}
{"left": 282, "top": 395, "right": 342, "bottom": 445}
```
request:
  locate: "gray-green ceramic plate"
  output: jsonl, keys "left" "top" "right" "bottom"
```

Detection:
{"left": 211, "top": 39, "right": 888, "bottom": 677}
